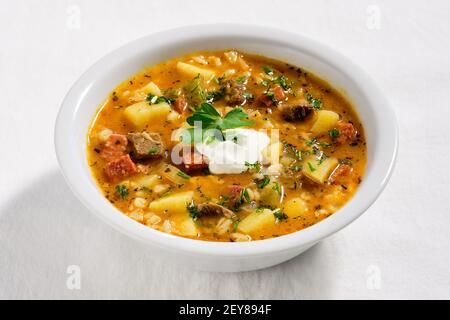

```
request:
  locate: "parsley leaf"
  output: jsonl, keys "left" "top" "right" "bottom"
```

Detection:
{"left": 262, "top": 66, "right": 274, "bottom": 76}
{"left": 273, "top": 209, "right": 288, "bottom": 222}
{"left": 255, "top": 175, "right": 270, "bottom": 189}
{"left": 245, "top": 161, "right": 261, "bottom": 172}
{"left": 329, "top": 128, "right": 340, "bottom": 138}
{"left": 187, "top": 202, "right": 200, "bottom": 220}
{"left": 305, "top": 92, "right": 322, "bottom": 109}
{"left": 115, "top": 185, "right": 129, "bottom": 199}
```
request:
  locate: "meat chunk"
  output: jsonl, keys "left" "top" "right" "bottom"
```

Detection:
{"left": 181, "top": 151, "right": 208, "bottom": 172}
{"left": 104, "top": 154, "right": 137, "bottom": 182}
{"left": 127, "top": 132, "right": 165, "bottom": 160}
{"left": 100, "top": 134, "right": 128, "bottom": 161}
{"left": 329, "top": 164, "right": 353, "bottom": 184}
{"left": 223, "top": 79, "right": 246, "bottom": 106}
{"left": 256, "top": 93, "right": 274, "bottom": 107}
{"left": 198, "top": 203, "right": 237, "bottom": 219}
{"left": 280, "top": 102, "right": 314, "bottom": 122}
{"left": 335, "top": 122, "right": 357, "bottom": 144}
{"left": 173, "top": 97, "right": 188, "bottom": 113}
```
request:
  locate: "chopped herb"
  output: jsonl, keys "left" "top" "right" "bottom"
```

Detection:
{"left": 272, "top": 182, "right": 281, "bottom": 195}
{"left": 272, "top": 75, "right": 290, "bottom": 90}
{"left": 184, "top": 74, "right": 206, "bottom": 107}
{"left": 242, "top": 92, "right": 254, "bottom": 100}
{"left": 235, "top": 188, "right": 251, "bottom": 209}
{"left": 115, "top": 185, "right": 129, "bottom": 200}
{"left": 148, "top": 147, "right": 159, "bottom": 155}
{"left": 235, "top": 75, "right": 246, "bottom": 83}
{"left": 262, "top": 66, "right": 274, "bottom": 76}
{"left": 273, "top": 209, "right": 288, "bottom": 221}
{"left": 290, "top": 164, "right": 302, "bottom": 172}
{"left": 218, "top": 195, "right": 230, "bottom": 206}
{"left": 187, "top": 202, "right": 200, "bottom": 220}
{"left": 255, "top": 175, "right": 270, "bottom": 189}
{"left": 146, "top": 94, "right": 175, "bottom": 105}
{"left": 305, "top": 92, "right": 322, "bottom": 109}
{"left": 245, "top": 161, "right": 261, "bottom": 172}
{"left": 260, "top": 80, "right": 269, "bottom": 87}
{"left": 206, "top": 89, "right": 224, "bottom": 102}
{"left": 283, "top": 142, "right": 303, "bottom": 160}
{"left": 233, "top": 220, "right": 240, "bottom": 232}
{"left": 329, "top": 128, "right": 340, "bottom": 138}
{"left": 307, "top": 162, "right": 316, "bottom": 172}
{"left": 177, "top": 170, "right": 191, "bottom": 180}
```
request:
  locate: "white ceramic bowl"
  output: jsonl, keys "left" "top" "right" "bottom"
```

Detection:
{"left": 55, "top": 24, "right": 398, "bottom": 272}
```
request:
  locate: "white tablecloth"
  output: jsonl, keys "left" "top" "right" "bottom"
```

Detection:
{"left": 1, "top": 0, "right": 449, "bottom": 299}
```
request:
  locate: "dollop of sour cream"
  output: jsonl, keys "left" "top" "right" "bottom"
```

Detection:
{"left": 195, "top": 128, "right": 270, "bottom": 174}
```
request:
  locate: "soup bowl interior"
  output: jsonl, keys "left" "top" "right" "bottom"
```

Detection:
{"left": 55, "top": 24, "right": 397, "bottom": 272}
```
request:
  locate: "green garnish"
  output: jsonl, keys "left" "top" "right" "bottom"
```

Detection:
{"left": 184, "top": 74, "right": 206, "bottom": 107}
{"left": 233, "top": 220, "right": 240, "bottom": 232}
{"left": 272, "top": 182, "right": 281, "bottom": 195}
{"left": 255, "top": 175, "right": 270, "bottom": 189}
{"left": 185, "top": 103, "right": 254, "bottom": 143}
{"left": 242, "top": 92, "right": 254, "bottom": 100}
{"left": 146, "top": 94, "right": 175, "bottom": 105}
{"left": 329, "top": 128, "right": 340, "bottom": 138}
{"left": 307, "top": 162, "right": 316, "bottom": 172}
{"left": 148, "top": 147, "right": 159, "bottom": 155}
{"left": 234, "top": 188, "right": 251, "bottom": 209}
{"left": 236, "top": 75, "right": 247, "bottom": 83}
{"left": 177, "top": 170, "right": 191, "bottom": 180}
{"left": 115, "top": 185, "right": 129, "bottom": 200}
{"left": 245, "top": 161, "right": 261, "bottom": 172}
{"left": 260, "top": 80, "right": 269, "bottom": 87}
{"left": 187, "top": 202, "right": 200, "bottom": 220}
{"left": 273, "top": 209, "right": 288, "bottom": 222}
{"left": 290, "top": 165, "right": 302, "bottom": 172}
{"left": 272, "top": 75, "right": 290, "bottom": 90}
{"left": 305, "top": 92, "right": 322, "bottom": 109}
{"left": 206, "top": 89, "right": 224, "bottom": 102}
{"left": 262, "top": 66, "right": 274, "bottom": 76}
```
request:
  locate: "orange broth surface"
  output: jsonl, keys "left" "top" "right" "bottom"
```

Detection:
{"left": 87, "top": 50, "right": 366, "bottom": 242}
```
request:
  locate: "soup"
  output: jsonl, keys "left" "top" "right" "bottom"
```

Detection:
{"left": 87, "top": 50, "right": 366, "bottom": 242}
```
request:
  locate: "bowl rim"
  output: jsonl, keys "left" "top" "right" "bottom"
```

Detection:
{"left": 55, "top": 23, "right": 398, "bottom": 257}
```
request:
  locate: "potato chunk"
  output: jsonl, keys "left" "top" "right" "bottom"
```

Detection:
{"left": 259, "top": 182, "right": 282, "bottom": 208}
{"left": 283, "top": 198, "right": 309, "bottom": 218}
{"left": 148, "top": 191, "right": 193, "bottom": 215}
{"left": 310, "top": 110, "right": 339, "bottom": 134}
{"left": 139, "top": 81, "right": 162, "bottom": 96}
{"left": 176, "top": 62, "right": 216, "bottom": 82}
{"left": 124, "top": 101, "right": 171, "bottom": 128}
{"left": 132, "top": 174, "right": 161, "bottom": 189}
{"left": 303, "top": 155, "right": 338, "bottom": 184}
{"left": 238, "top": 209, "right": 276, "bottom": 234}
{"left": 177, "top": 215, "right": 198, "bottom": 237}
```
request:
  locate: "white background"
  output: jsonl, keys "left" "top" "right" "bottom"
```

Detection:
{"left": 1, "top": 0, "right": 449, "bottom": 299}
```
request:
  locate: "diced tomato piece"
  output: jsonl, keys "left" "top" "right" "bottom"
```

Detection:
{"left": 104, "top": 154, "right": 137, "bottom": 182}
{"left": 272, "top": 85, "right": 285, "bottom": 101}
{"left": 329, "top": 164, "right": 352, "bottom": 184}
{"left": 100, "top": 134, "right": 128, "bottom": 161}
{"left": 335, "top": 122, "right": 357, "bottom": 144}
{"left": 181, "top": 151, "right": 208, "bottom": 172}
{"left": 173, "top": 97, "right": 188, "bottom": 113}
